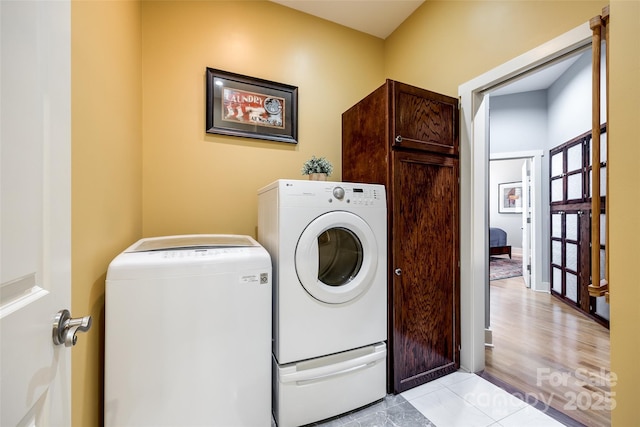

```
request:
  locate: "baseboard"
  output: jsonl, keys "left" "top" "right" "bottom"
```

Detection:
{"left": 535, "top": 281, "right": 550, "bottom": 292}
{"left": 484, "top": 328, "right": 494, "bottom": 347}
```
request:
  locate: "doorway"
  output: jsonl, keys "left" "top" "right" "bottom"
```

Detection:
{"left": 458, "top": 20, "right": 594, "bottom": 373}
{"left": 459, "top": 19, "right": 611, "bottom": 427}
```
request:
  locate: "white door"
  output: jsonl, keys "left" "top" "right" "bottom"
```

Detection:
{"left": 521, "top": 160, "right": 532, "bottom": 287}
{"left": 1, "top": 1, "right": 83, "bottom": 426}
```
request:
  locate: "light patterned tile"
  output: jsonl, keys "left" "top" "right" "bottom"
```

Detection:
{"left": 313, "top": 394, "right": 409, "bottom": 426}
{"left": 498, "top": 405, "right": 565, "bottom": 427}
{"left": 400, "top": 379, "right": 446, "bottom": 402}
{"left": 341, "top": 394, "right": 406, "bottom": 421}
{"left": 446, "top": 375, "right": 528, "bottom": 421}
{"left": 410, "top": 387, "right": 496, "bottom": 427}
{"left": 432, "top": 371, "right": 476, "bottom": 387}
{"left": 342, "top": 401, "right": 435, "bottom": 427}
{"left": 401, "top": 371, "right": 473, "bottom": 402}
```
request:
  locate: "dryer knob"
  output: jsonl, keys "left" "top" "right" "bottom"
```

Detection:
{"left": 333, "top": 186, "right": 345, "bottom": 200}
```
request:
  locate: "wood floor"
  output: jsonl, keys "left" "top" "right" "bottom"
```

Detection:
{"left": 482, "top": 276, "right": 611, "bottom": 427}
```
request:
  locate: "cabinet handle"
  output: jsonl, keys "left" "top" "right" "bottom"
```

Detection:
{"left": 395, "top": 135, "right": 403, "bottom": 143}
{"left": 394, "top": 268, "right": 402, "bottom": 276}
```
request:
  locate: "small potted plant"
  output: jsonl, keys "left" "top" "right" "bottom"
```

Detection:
{"left": 301, "top": 155, "right": 333, "bottom": 181}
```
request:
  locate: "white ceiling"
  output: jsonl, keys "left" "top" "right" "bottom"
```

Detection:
{"left": 270, "top": 0, "right": 425, "bottom": 39}
{"left": 489, "top": 53, "right": 583, "bottom": 96}
{"left": 270, "top": 0, "right": 585, "bottom": 95}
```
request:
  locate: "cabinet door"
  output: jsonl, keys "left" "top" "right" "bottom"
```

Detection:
{"left": 390, "top": 151, "right": 460, "bottom": 393}
{"left": 391, "top": 81, "right": 458, "bottom": 156}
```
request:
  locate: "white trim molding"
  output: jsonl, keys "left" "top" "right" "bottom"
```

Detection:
{"left": 458, "top": 23, "right": 592, "bottom": 373}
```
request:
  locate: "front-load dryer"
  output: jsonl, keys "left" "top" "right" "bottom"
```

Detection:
{"left": 258, "top": 179, "right": 387, "bottom": 363}
{"left": 258, "top": 180, "right": 387, "bottom": 426}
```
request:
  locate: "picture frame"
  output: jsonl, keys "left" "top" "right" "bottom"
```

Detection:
{"left": 206, "top": 68, "right": 298, "bottom": 144}
{"left": 498, "top": 181, "right": 523, "bottom": 214}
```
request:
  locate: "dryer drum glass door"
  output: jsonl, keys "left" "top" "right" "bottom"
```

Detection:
{"left": 295, "top": 211, "right": 378, "bottom": 304}
{"left": 318, "top": 228, "right": 363, "bottom": 286}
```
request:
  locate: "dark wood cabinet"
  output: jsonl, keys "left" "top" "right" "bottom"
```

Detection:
{"left": 342, "top": 79, "right": 460, "bottom": 394}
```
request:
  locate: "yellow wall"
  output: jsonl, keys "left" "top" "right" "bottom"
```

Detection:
{"left": 385, "top": 0, "right": 639, "bottom": 423}
{"left": 140, "top": 1, "right": 384, "bottom": 238}
{"left": 70, "top": 0, "right": 640, "bottom": 425}
{"left": 609, "top": 0, "right": 640, "bottom": 424}
{"left": 384, "top": 0, "right": 609, "bottom": 96}
{"left": 71, "top": 1, "right": 142, "bottom": 426}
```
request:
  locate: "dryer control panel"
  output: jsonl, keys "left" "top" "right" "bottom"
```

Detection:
{"left": 343, "top": 185, "right": 383, "bottom": 206}
{"left": 259, "top": 179, "right": 386, "bottom": 208}
{"left": 327, "top": 184, "right": 383, "bottom": 206}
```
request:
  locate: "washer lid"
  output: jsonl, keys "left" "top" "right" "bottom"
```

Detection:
{"left": 126, "top": 234, "right": 259, "bottom": 252}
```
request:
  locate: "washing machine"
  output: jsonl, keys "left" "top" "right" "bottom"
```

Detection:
{"left": 258, "top": 180, "right": 387, "bottom": 426}
{"left": 104, "top": 234, "right": 271, "bottom": 427}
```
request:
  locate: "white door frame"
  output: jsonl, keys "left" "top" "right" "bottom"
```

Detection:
{"left": 522, "top": 159, "right": 531, "bottom": 288}
{"left": 458, "top": 23, "right": 592, "bottom": 372}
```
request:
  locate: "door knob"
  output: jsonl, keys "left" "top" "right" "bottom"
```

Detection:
{"left": 395, "top": 135, "right": 403, "bottom": 143}
{"left": 394, "top": 268, "right": 402, "bottom": 276}
{"left": 53, "top": 309, "right": 92, "bottom": 347}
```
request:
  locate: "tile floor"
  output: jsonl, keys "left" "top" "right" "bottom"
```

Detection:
{"left": 310, "top": 371, "right": 567, "bottom": 427}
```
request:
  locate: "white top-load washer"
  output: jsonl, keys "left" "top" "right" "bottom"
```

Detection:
{"left": 258, "top": 180, "right": 387, "bottom": 426}
{"left": 104, "top": 234, "right": 271, "bottom": 427}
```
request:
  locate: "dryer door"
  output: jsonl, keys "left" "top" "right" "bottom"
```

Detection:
{"left": 295, "top": 211, "right": 378, "bottom": 304}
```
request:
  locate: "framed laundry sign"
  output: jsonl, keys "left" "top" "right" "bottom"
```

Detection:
{"left": 206, "top": 68, "right": 298, "bottom": 144}
{"left": 498, "top": 181, "right": 523, "bottom": 213}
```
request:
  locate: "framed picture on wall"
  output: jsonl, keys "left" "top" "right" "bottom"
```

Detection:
{"left": 498, "top": 181, "right": 523, "bottom": 214}
{"left": 206, "top": 68, "right": 298, "bottom": 144}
